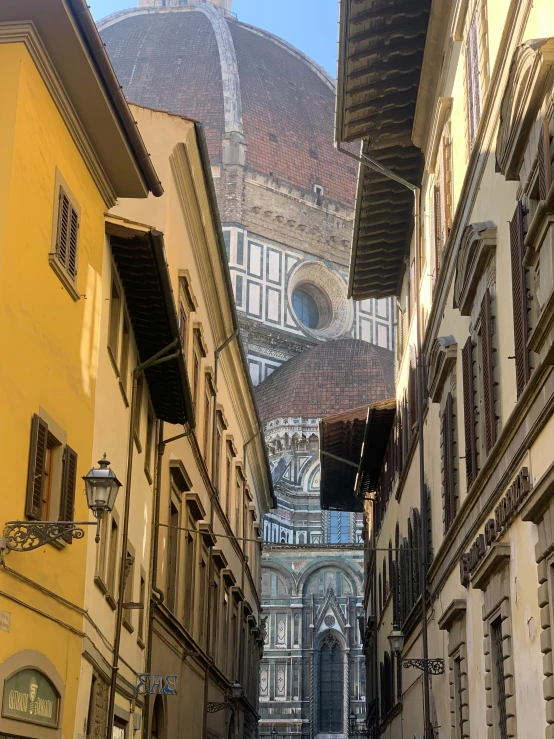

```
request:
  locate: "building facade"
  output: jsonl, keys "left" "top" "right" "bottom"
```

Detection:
{"left": 0, "top": 2, "right": 159, "bottom": 739}
{"left": 107, "top": 104, "right": 274, "bottom": 739}
{"left": 255, "top": 339, "right": 395, "bottom": 738}
{"left": 335, "top": 1, "right": 554, "bottom": 738}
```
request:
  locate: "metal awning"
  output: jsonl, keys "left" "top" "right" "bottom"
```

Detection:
{"left": 355, "top": 399, "right": 396, "bottom": 497}
{"left": 108, "top": 224, "right": 194, "bottom": 426}
{"left": 336, "top": 0, "right": 431, "bottom": 299}
{"left": 319, "top": 405, "right": 370, "bottom": 512}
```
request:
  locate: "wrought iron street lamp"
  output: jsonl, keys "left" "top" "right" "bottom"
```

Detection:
{"left": 2, "top": 454, "right": 121, "bottom": 552}
{"left": 82, "top": 454, "right": 122, "bottom": 541}
{"left": 349, "top": 710, "right": 368, "bottom": 736}
{"left": 388, "top": 625, "right": 445, "bottom": 676}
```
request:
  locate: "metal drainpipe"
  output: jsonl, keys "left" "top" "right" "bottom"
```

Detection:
{"left": 202, "top": 328, "right": 240, "bottom": 739}
{"left": 106, "top": 340, "right": 181, "bottom": 739}
{"left": 336, "top": 143, "right": 432, "bottom": 739}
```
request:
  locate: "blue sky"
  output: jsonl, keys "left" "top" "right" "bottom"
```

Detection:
{"left": 89, "top": 0, "right": 339, "bottom": 77}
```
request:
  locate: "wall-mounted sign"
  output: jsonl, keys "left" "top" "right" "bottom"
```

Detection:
{"left": 2, "top": 669, "right": 59, "bottom": 727}
{"left": 135, "top": 674, "right": 178, "bottom": 695}
{"left": 460, "top": 467, "right": 531, "bottom": 586}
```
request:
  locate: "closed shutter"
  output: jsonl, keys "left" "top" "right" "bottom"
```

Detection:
{"left": 481, "top": 289, "right": 496, "bottom": 453}
{"left": 25, "top": 414, "right": 48, "bottom": 520}
{"left": 409, "top": 260, "right": 416, "bottom": 317}
{"left": 409, "top": 349, "right": 417, "bottom": 430}
{"left": 60, "top": 445, "right": 78, "bottom": 542}
{"left": 442, "top": 132, "right": 453, "bottom": 236}
{"left": 433, "top": 184, "right": 442, "bottom": 285}
{"left": 509, "top": 200, "right": 530, "bottom": 397}
{"left": 443, "top": 393, "right": 455, "bottom": 531}
{"left": 56, "top": 188, "right": 79, "bottom": 280}
{"left": 538, "top": 118, "right": 552, "bottom": 201}
{"left": 462, "top": 337, "right": 478, "bottom": 486}
{"left": 466, "top": 8, "right": 481, "bottom": 147}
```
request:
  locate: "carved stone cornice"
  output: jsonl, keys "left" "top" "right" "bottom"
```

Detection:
{"left": 496, "top": 37, "right": 554, "bottom": 180}
{"left": 453, "top": 222, "right": 497, "bottom": 316}
{"left": 428, "top": 336, "right": 457, "bottom": 403}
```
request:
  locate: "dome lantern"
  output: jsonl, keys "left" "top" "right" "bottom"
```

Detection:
{"left": 138, "top": 0, "right": 233, "bottom": 14}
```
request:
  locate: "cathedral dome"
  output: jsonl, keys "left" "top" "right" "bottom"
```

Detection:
{"left": 254, "top": 338, "right": 395, "bottom": 422}
{"left": 98, "top": 1, "right": 358, "bottom": 206}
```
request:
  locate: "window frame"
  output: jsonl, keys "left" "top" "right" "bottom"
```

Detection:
{"left": 49, "top": 169, "right": 81, "bottom": 301}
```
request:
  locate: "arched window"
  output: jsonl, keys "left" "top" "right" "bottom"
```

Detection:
{"left": 298, "top": 532, "right": 306, "bottom": 544}
{"left": 293, "top": 287, "right": 320, "bottom": 329}
{"left": 319, "top": 633, "right": 343, "bottom": 733}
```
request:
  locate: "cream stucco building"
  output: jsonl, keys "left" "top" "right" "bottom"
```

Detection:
{"left": 332, "top": 1, "right": 554, "bottom": 738}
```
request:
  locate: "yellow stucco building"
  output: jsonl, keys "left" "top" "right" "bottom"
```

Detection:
{"left": 0, "top": 1, "right": 160, "bottom": 738}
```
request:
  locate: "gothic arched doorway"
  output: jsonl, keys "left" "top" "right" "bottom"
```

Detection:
{"left": 319, "top": 633, "right": 343, "bottom": 733}
{"left": 151, "top": 695, "right": 165, "bottom": 739}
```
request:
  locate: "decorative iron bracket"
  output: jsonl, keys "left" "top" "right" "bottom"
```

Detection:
{"left": 207, "top": 701, "right": 231, "bottom": 713}
{"left": 2, "top": 520, "right": 98, "bottom": 552}
{"left": 402, "top": 658, "right": 445, "bottom": 675}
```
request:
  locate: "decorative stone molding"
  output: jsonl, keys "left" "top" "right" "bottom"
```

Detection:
{"left": 439, "top": 600, "right": 469, "bottom": 739}
{"left": 428, "top": 336, "right": 457, "bottom": 402}
{"left": 481, "top": 564, "right": 516, "bottom": 738}
{"left": 453, "top": 222, "right": 497, "bottom": 315}
{"left": 496, "top": 38, "right": 554, "bottom": 180}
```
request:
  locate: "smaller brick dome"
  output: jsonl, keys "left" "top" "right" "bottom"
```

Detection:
{"left": 254, "top": 339, "right": 395, "bottom": 423}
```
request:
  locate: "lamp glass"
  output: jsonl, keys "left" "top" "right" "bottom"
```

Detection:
{"left": 388, "top": 626, "right": 405, "bottom": 654}
{"left": 83, "top": 455, "right": 121, "bottom": 519}
{"left": 349, "top": 711, "right": 356, "bottom": 730}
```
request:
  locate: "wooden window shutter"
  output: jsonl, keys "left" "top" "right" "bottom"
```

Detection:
{"left": 60, "top": 445, "right": 78, "bottom": 542}
{"left": 26, "top": 414, "right": 48, "bottom": 520}
{"left": 409, "top": 259, "right": 416, "bottom": 316}
{"left": 509, "top": 200, "right": 530, "bottom": 397}
{"left": 538, "top": 118, "right": 552, "bottom": 201}
{"left": 56, "top": 188, "right": 79, "bottom": 280}
{"left": 433, "top": 184, "right": 442, "bottom": 281}
{"left": 443, "top": 393, "right": 455, "bottom": 532}
{"left": 480, "top": 289, "right": 496, "bottom": 453}
{"left": 462, "top": 337, "right": 478, "bottom": 486}
{"left": 466, "top": 8, "right": 481, "bottom": 147}
{"left": 442, "top": 131, "right": 453, "bottom": 236}
{"left": 409, "top": 348, "right": 417, "bottom": 430}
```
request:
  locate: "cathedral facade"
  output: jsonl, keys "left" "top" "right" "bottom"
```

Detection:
{"left": 99, "top": 1, "right": 396, "bottom": 736}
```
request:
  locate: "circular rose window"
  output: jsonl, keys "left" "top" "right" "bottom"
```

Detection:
{"left": 288, "top": 261, "right": 352, "bottom": 339}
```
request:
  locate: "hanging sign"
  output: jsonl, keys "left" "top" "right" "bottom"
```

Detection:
{"left": 135, "top": 674, "right": 178, "bottom": 695}
{"left": 2, "top": 669, "right": 59, "bottom": 727}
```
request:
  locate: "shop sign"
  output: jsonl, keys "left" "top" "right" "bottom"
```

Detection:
{"left": 460, "top": 467, "right": 531, "bottom": 586}
{"left": 135, "top": 674, "right": 178, "bottom": 695}
{"left": 2, "top": 669, "right": 59, "bottom": 727}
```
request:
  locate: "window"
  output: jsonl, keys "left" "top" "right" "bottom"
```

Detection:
{"left": 319, "top": 634, "right": 343, "bottom": 732}
{"left": 491, "top": 617, "right": 508, "bottom": 739}
{"left": 123, "top": 549, "right": 135, "bottom": 632}
{"left": 223, "top": 230, "right": 231, "bottom": 260}
{"left": 510, "top": 201, "right": 531, "bottom": 398}
{"left": 330, "top": 511, "right": 349, "bottom": 543}
{"left": 198, "top": 549, "right": 208, "bottom": 648}
{"left": 215, "top": 423, "right": 222, "bottom": 489}
{"left": 237, "top": 232, "right": 244, "bottom": 265}
{"left": 432, "top": 125, "right": 453, "bottom": 288}
{"left": 25, "top": 414, "right": 77, "bottom": 538}
{"left": 466, "top": 4, "right": 482, "bottom": 147}
{"left": 292, "top": 287, "right": 319, "bottom": 329}
{"left": 442, "top": 392, "right": 457, "bottom": 532}
{"left": 167, "top": 498, "right": 180, "bottom": 614}
{"left": 225, "top": 453, "right": 232, "bottom": 519}
{"left": 145, "top": 405, "right": 155, "bottom": 483}
{"left": 184, "top": 524, "right": 196, "bottom": 632}
{"left": 49, "top": 175, "right": 80, "bottom": 300}
{"left": 120, "top": 319, "right": 130, "bottom": 393}
{"left": 235, "top": 274, "right": 243, "bottom": 308}
{"left": 134, "top": 373, "right": 143, "bottom": 445}
{"left": 108, "top": 280, "right": 121, "bottom": 362}
{"left": 106, "top": 516, "right": 119, "bottom": 598}
{"left": 235, "top": 472, "right": 243, "bottom": 536}
{"left": 210, "top": 577, "right": 219, "bottom": 660}
{"left": 462, "top": 337, "right": 478, "bottom": 486}
{"left": 203, "top": 382, "right": 212, "bottom": 467}
{"left": 179, "top": 303, "right": 188, "bottom": 354}
{"left": 138, "top": 571, "right": 146, "bottom": 647}
{"left": 454, "top": 657, "right": 464, "bottom": 739}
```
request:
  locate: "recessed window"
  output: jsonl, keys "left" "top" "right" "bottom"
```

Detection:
{"left": 292, "top": 287, "right": 320, "bottom": 329}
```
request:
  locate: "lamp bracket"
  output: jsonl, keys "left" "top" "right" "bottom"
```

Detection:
{"left": 206, "top": 701, "right": 231, "bottom": 713}
{"left": 402, "top": 658, "right": 445, "bottom": 675}
{"left": 3, "top": 521, "right": 97, "bottom": 552}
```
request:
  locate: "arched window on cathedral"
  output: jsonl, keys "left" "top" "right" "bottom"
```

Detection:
{"left": 319, "top": 633, "right": 343, "bottom": 733}
{"left": 298, "top": 532, "right": 306, "bottom": 544}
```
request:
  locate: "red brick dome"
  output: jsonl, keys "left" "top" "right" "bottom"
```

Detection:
{"left": 98, "top": 4, "right": 358, "bottom": 206}
{"left": 254, "top": 339, "right": 395, "bottom": 422}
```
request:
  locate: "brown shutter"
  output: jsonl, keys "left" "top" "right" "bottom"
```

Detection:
{"left": 60, "top": 445, "right": 78, "bottom": 542}
{"left": 443, "top": 393, "right": 455, "bottom": 531}
{"left": 56, "top": 188, "right": 79, "bottom": 279}
{"left": 25, "top": 414, "right": 48, "bottom": 520}
{"left": 433, "top": 185, "right": 442, "bottom": 281}
{"left": 409, "top": 259, "right": 416, "bottom": 316}
{"left": 443, "top": 132, "right": 453, "bottom": 236}
{"left": 509, "top": 200, "right": 530, "bottom": 397}
{"left": 480, "top": 289, "right": 496, "bottom": 453}
{"left": 462, "top": 337, "right": 478, "bottom": 486}
{"left": 68, "top": 206, "right": 79, "bottom": 279}
{"left": 538, "top": 118, "right": 552, "bottom": 202}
